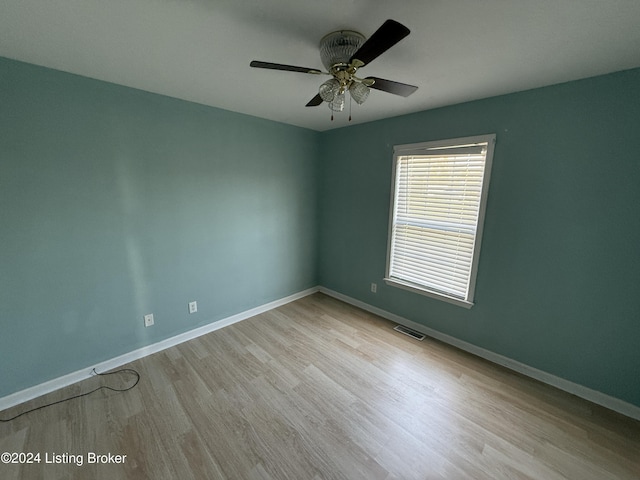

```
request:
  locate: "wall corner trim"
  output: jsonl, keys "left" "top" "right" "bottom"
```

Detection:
{"left": 0, "top": 287, "right": 320, "bottom": 413}
{"left": 318, "top": 287, "right": 640, "bottom": 422}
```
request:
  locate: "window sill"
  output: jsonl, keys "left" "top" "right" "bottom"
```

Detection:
{"left": 383, "top": 278, "right": 474, "bottom": 309}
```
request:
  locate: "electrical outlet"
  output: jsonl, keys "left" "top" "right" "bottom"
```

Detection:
{"left": 371, "top": 283, "right": 377, "bottom": 293}
{"left": 188, "top": 301, "right": 197, "bottom": 314}
{"left": 144, "top": 313, "right": 154, "bottom": 327}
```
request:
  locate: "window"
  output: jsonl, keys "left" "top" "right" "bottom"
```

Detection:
{"left": 385, "top": 134, "right": 495, "bottom": 308}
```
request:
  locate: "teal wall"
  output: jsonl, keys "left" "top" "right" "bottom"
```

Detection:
{"left": 2, "top": 55, "right": 639, "bottom": 409}
{"left": 318, "top": 68, "right": 640, "bottom": 407}
{"left": 0, "top": 58, "right": 318, "bottom": 397}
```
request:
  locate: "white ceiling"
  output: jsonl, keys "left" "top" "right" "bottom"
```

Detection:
{"left": 2, "top": 0, "right": 640, "bottom": 131}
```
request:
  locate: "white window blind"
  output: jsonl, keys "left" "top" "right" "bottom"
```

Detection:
{"left": 385, "top": 134, "right": 495, "bottom": 308}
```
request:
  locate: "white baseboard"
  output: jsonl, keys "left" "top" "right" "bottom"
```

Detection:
{"left": 0, "top": 287, "right": 319, "bottom": 412}
{"left": 318, "top": 287, "right": 640, "bottom": 422}
{"left": 4, "top": 285, "right": 638, "bottom": 422}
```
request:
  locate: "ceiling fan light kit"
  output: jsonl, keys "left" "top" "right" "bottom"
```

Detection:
{"left": 349, "top": 81, "right": 370, "bottom": 105}
{"left": 319, "top": 78, "right": 340, "bottom": 102}
{"left": 329, "top": 93, "right": 346, "bottom": 112}
{"left": 250, "top": 19, "right": 418, "bottom": 120}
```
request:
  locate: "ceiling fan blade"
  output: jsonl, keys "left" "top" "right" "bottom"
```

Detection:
{"left": 366, "top": 77, "right": 418, "bottom": 97}
{"left": 349, "top": 20, "right": 410, "bottom": 67}
{"left": 250, "top": 60, "right": 322, "bottom": 75}
{"left": 306, "top": 94, "right": 323, "bottom": 107}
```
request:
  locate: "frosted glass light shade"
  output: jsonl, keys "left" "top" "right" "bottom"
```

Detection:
{"left": 319, "top": 79, "right": 340, "bottom": 102}
{"left": 349, "top": 82, "right": 370, "bottom": 105}
{"left": 329, "top": 93, "right": 345, "bottom": 112}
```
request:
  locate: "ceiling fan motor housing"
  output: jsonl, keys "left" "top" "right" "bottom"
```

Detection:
{"left": 319, "top": 30, "right": 365, "bottom": 71}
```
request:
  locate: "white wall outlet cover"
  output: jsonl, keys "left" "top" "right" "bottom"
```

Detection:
{"left": 188, "top": 301, "right": 197, "bottom": 314}
{"left": 144, "top": 314, "right": 154, "bottom": 327}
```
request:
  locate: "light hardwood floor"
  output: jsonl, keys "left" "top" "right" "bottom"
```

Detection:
{"left": 1, "top": 293, "right": 639, "bottom": 479}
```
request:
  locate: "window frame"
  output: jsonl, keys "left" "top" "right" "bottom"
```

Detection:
{"left": 384, "top": 134, "right": 496, "bottom": 308}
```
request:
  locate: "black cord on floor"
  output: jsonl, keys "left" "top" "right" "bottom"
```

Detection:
{"left": 0, "top": 368, "right": 140, "bottom": 422}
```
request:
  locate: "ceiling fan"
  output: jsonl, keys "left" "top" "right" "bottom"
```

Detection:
{"left": 250, "top": 19, "right": 418, "bottom": 118}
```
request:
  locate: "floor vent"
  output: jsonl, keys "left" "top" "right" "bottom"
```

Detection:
{"left": 393, "top": 325, "right": 425, "bottom": 341}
